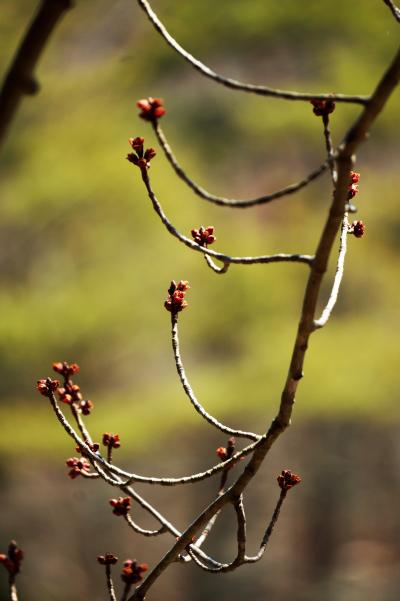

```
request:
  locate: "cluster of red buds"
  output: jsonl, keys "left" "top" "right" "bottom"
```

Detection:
{"left": 0, "top": 541, "right": 24, "bottom": 576}
{"left": 164, "top": 280, "right": 190, "bottom": 313}
{"left": 137, "top": 97, "right": 166, "bottom": 122}
{"left": 348, "top": 220, "right": 366, "bottom": 238}
{"left": 51, "top": 361, "right": 94, "bottom": 416}
{"left": 121, "top": 559, "right": 149, "bottom": 584}
{"left": 310, "top": 98, "right": 336, "bottom": 117}
{"left": 102, "top": 433, "right": 121, "bottom": 449}
{"left": 66, "top": 456, "right": 91, "bottom": 479}
{"left": 97, "top": 553, "right": 118, "bottom": 566}
{"left": 277, "top": 469, "right": 301, "bottom": 492}
{"left": 127, "top": 137, "right": 156, "bottom": 171}
{"left": 216, "top": 437, "right": 236, "bottom": 462}
{"left": 348, "top": 171, "right": 360, "bottom": 199}
{"left": 110, "top": 496, "right": 132, "bottom": 516}
{"left": 191, "top": 225, "right": 216, "bottom": 247}
{"left": 37, "top": 377, "right": 59, "bottom": 398}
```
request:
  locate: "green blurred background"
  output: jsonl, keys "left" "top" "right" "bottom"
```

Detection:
{"left": 0, "top": 1, "right": 399, "bottom": 600}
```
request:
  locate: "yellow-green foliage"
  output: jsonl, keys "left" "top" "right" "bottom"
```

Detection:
{"left": 0, "top": 0, "right": 399, "bottom": 454}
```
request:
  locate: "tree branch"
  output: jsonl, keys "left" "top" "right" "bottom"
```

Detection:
{"left": 171, "top": 313, "right": 260, "bottom": 442}
{"left": 383, "top": 0, "right": 400, "bottom": 22}
{"left": 136, "top": 0, "right": 369, "bottom": 105}
{"left": 152, "top": 121, "right": 329, "bottom": 208}
{"left": 0, "top": 0, "right": 73, "bottom": 150}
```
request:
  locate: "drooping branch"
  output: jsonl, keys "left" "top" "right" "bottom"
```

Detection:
{"left": 152, "top": 121, "right": 329, "bottom": 208}
{"left": 138, "top": 169, "right": 315, "bottom": 267}
{"left": 0, "top": 0, "right": 73, "bottom": 150}
{"left": 136, "top": 0, "right": 369, "bottom": 105}
{"left": 171, "top": 313, "right": 260, "bottom": 442}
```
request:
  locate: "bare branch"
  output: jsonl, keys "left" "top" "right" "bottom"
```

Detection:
{"left": 105, "top": 564, "right": 118, "bottom": 601}
{"left": 0, "top": 0, "right": 73, "bottom": 150}
{"left": 171, "top": 313, "right": 260, "bottom": 441}
{"left": 9, "top": 576, "right": 18, "bottom": 601}
{"left": 245, "top": 489, "right": 287, "bottom": 563}
{"left": 124, "top": 515, "right": 168, "bottom": 538}
{"left": 313, "top": 215, "right": 349, "bottom": 330}
{"left": 383, "top": 0, "right": 400, "bottom": 22}
{"left": 153, "top": 121, "right": 329, "bottom": 208}
{"left": 138, "top": 169, "right": 315, "bottom": 267}
{"left": 136, "top": 0, "right": 369, "bottom": 105}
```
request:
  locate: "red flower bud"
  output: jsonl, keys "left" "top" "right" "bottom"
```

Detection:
{"left": 110, "top": 497, "right": 131, "bottom": 516}
{"left": 277, "top": 469, "right": 301, "bottom": 491}
{"left": 310, "top": 99, "right": 335, "bottom": 116}
{"left": 137, "top": 97, "right": 166, "bottom": 122}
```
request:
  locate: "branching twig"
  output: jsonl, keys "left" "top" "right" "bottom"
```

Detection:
{"left": 124, "top": 515, "right": 167, "bottom": 538}
{"left": 0, "top": 0, "right": 73, "bottom": 150}
{"left": 136, "top": 0, "right": 369, "bottom": 105}
{"left": 153, "top": 121, "right": 329, "bottom": 208}
{"left": 171, "top": 313, "right": 260, "bottom": 442}
{"left": 139, "top": 169, "right": 315, "bottom": 267}
{"left": 105, "top": 564, "right": 117, "bottom": 601}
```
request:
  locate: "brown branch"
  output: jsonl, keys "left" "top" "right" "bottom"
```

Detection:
{"left": 127, "top": 44, "right": 400, "bottom": 601}
{"left": 124, "top": 514, "right": 168, "bottom": 538}
{"left": 153, "top": 121, "right": 329, "bottom": 208}
{"left": 383, "top": 0, "right": 400, "bottom": 22}
{"left": 136, "top": 0, "right": 369, "bottom": 105}
{"left": 0, "top": 0, "right": 73, "bottom": 150}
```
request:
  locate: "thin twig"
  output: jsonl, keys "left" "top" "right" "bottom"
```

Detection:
{"left": 171, "top": 313, "right": 260, "bottom": 441}
{"left": 322, "top": 114, "right": 337, "bottom": 185}
{"left": 136, "top": 0, "right": 369, "bottom": 105}
{"left": 124, "top": 514, "right": 168, "bottom": 537}
{"left": 204, "top": 255, "right": 230, "bottom": 274}
{"left": 139, "top": 169, "right": 314, "bottom": 267}
{"left": 153, "top": 121, "right": 329, "bottom": 208}
{"left": 245, "top": 489, "right": 287, "bottom": 563}
{"left": 0, "top": 0, "right": 73, "bottom": 150}
{"left": 383, "top": 0, "right": 400, "bottom": 22}
{"left": 105, "top": 564, "right": 118, "bottom": 601}
{"left": 313, "top": 215, "right": 349, "bottom": 330}
{"left": 9, "top": 575, "right": 18, "bottom": 601}
{"left": 48, "top": 388, "right": 262, "bottom": 485}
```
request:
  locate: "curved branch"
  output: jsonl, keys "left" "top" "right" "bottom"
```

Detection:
{"left": 153, "top": 121, "right": 329, "bottom": 208}
{"left": 139, "top": 169, "right": 314, "bottom": 267}
{"left": 0, "top": 0, "right": 73, "bottom": 150}
{"left": 124, "top": 514, "right": 168, "bottom": 537}
{"left": 171, "top": 313, "right": 260, "bottom": 442}
{"left": 204, "top": 255, "right": 230, "bottom": 274}
{"left": 136, "top": 0, "right": 369, "bottom": 105}
{"left": 48, "top": 389, "right": 262, "bottom": 486}
{"left": 245, "top": 489, "right": 287, "bottom": 563}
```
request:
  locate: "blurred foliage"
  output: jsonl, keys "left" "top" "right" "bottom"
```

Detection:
{"left": 0, "top": 0, "right": 399, "bottom": 456}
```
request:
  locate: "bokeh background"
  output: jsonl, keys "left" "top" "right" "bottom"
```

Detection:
{"left": 1, "top": 1, "right": 400, "bottom": 600}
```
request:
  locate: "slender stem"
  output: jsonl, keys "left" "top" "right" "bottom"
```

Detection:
{"left": 124, "top": 514, "right": 167, "bottom": 537}
{"left": 0, "top": 0, "right": 73, "bottom": 150}
{"left": 204, "top": 255, "right": 230, "bottom": 274}
{"left": 105, "top": 565, "right": 118, "bottom": 601}
{"left": 245, "top": 489, "right": 287, "bottom": 562}
{"left": 171, "top": 313, "right": 260, "bottom": 441}
{"left": 136, "top": 0, "right": 369, "bottom": 105}
{"left": 383, "top": 0, "right": 400, "bottom": 22}
{"left": 153, "top": 121, "right": 329, "bottom": 208}
{"left": 139, "top": 169, "right": 314, "bottom": 267}
{"left": 9, "top": 575, "right": 18, "bottom": 601}
{"left": 313, "top": 215, "right": 349, "bottom": 330}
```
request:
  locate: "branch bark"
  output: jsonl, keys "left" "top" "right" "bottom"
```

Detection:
{"left": 0, "top": 0, "right": 73, "bottom": 151}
